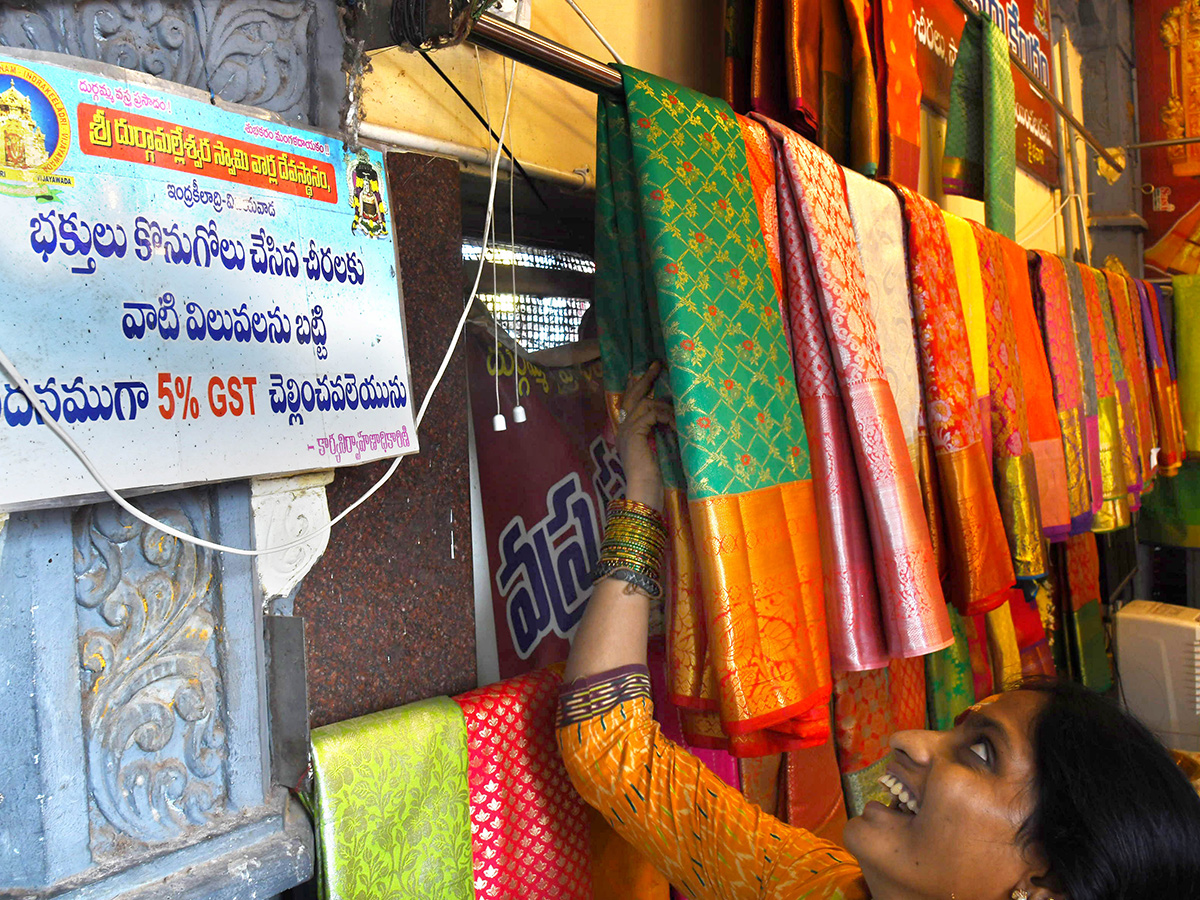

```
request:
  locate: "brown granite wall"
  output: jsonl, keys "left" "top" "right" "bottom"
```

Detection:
{"left": 296, "top": 151, "right": 475, "bottom": 728}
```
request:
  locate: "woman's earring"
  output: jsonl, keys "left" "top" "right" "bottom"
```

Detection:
{"left": 1011, "top": 891, "right": 1029, "bottom": 900}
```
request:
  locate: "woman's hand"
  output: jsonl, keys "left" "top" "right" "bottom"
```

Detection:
{"left": 616, "top": 362, "right": 673, "bottom": 513}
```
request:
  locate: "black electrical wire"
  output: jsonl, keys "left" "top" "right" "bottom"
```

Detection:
{"left": 418, "top": 50, "right": 550, "bottom": 211}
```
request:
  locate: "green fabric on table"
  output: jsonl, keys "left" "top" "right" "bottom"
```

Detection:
{"left": 618, "top": 67, "right": 813, "bottom": 498}
{"left": 925, "top": 602, "right": 976, "bottom": 730}
{"left": 942, "top": 14, "right": 1016, "bottom": 239}
{"left": 1142, "top": 458, "right": 1200, "bottom": 548}
{"left": 1068, "top": 599, "right": 1113, "bottom": 693}
{"left": 310, "top": 696, "right": 473, "bottom": 900}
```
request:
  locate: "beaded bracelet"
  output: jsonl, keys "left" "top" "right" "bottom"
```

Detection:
{"left": 591, "top": 498, "right": 668, "bottom": 599}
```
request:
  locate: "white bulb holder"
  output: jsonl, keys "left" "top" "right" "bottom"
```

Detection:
{"left": 512, "top": 405, "right": 527, "bottom": 423}
{"left": 492, "top": 413, "right": 507, "bottom": 432}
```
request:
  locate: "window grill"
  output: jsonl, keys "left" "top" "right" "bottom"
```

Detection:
{"left": 464, "top": 240, "right": 594, "bottom": 351}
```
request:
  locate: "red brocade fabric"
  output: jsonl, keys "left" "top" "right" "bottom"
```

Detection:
{"left": 761, "top": 116, "right": 952, "bottom": 668}
{"left": 891, "top": 185, "right": 1014, "bottom": 615}
{"left": 454, "top": 668, "right": 591, "bottom": 900}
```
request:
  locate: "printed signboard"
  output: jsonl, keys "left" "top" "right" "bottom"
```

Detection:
{"left": 0, "top": 50, "right": 416, "bottom": 510}
{"left": 913, "top": 0, "right": 1060, "bottom": 185}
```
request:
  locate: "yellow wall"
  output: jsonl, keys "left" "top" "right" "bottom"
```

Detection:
{"left": 362, "top": 1, "right": 725, "bottom": 183}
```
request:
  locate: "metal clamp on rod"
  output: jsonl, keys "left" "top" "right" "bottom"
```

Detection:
{"left": 467, "top": 13, "right": 621, "bottom": 95}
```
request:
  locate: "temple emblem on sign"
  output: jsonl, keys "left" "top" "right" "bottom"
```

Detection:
{"left": 0, "top": 79, "right": 49, "bottom": 170}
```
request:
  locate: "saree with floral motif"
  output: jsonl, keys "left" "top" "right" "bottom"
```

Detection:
{"left": 1000, "top": 236, "right": 1071, "bottom": 541}
{"left": 1139, "top": 280, "right": 1183, "bottom": 476}
{"left": 1076, "top": 265, "right": 1129, "bottom": 530}
{"left": 310, "top": 697, "right": 474, "bottom": 900}
{"left": 762, "top": 116, "right": 952, "bottom": 668}
{"left": 1142, "top": 277, "right": 1200, "bottom": 548}
{"left": 595, "top": 70, "right": 833, "bottom": 757}
{"left": 1062, "top": 259, "right": 1104, "bottom": 516}
{"left": 1029, "top": 251, "right": 1093, "bottom": 534}
{"left": 1062, "top": 534, "right": 1113, "bottom": 691}
{"left": 971, "top": 223, "right": 1046, "bottom": 580}
{"left": 843, "top": 171, "right": 922, "bottom": 471}
{"left": 891, "top": 186, "right": 1014, "bottom": 616}
{"left": 925, "top": 602, "right": 976, "bottom": 730}
{"left": 1093, "top": 272, "right": 1140, "bottom": 521}
{"left": 832, "top": 655, "right": 926, "bottom": 816}
{"left": 454, "top": 667, "right": 593, "bottom": 900}
{"left": 1158, "top": 282, "right": 1188, "bottom": 459}
{"left": 1107, "top": 272, "right": 1155, "bottom": 496}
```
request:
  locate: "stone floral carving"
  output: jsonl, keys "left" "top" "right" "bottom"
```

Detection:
{"left": 0, "top": 0, "right": 318, "bottom": 122}
{"left": 73, "top": 491, "right": 227, "bottom": 857}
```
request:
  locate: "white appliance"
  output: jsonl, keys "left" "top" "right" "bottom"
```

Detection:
{"left": 1115, "top": 600, "right": 1200, "bottom": 751}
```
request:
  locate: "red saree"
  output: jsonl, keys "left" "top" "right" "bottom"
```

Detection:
{"left": 892, "top": 185, "right": 1014, "bottom": 615}
{"left": 972, "top": 223, "right": 1046, "bottom": 579}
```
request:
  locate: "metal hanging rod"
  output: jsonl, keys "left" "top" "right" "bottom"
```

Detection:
{"left": 468, "top": 7, "right": 1124, "bottom": 174}
{"left": 467, "top": 13, "right": 621, "bottom": 95}
{"left": 948, "top": 0, "right": 1124, "bottom": 173}
{"left": 1126, "top": 134, "right": 1200, "bottom": 151}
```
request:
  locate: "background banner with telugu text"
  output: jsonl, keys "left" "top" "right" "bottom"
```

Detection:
{"left": 913, "top": 0, "right": 1059, "bottom": 186}
{"left": 466, "top": 325, "right": 628, "bottom": 679}
{"left": 0, "top": 48, "right": 416, "bottom": 510}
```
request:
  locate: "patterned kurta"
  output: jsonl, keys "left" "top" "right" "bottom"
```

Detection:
{"left": 557, "top": 666, "right": 870, "bottom": 900}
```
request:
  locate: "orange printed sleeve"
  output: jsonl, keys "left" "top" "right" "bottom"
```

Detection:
{"left": 556, "top": 666, "right": 869, "bottom": 900}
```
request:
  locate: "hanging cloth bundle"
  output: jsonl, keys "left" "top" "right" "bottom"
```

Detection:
{"left": 594, "top": 68, "right": 833, "bottom": 757}
{"left": 1029, "top": 251, "right": 1093, "bottom": 536}
{"left": 890, "top": 185, "right": 1014, "bottom": 616}
{"left": 758, "top": 114, "right": 952, "bottom": 668}
{"left": 1061, "top": 260, "right": 1105, "bottom": 518}
{"left": 942, "top": 12, "right": 1016, "bottom": 239}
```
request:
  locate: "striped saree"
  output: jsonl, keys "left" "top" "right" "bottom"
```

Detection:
{"left": 892, "top": 186, "right": 1014, "bottom": 616}
{"left": 1076, "top": 265, "right": 1130, "bottom": 530}
{"left": 1029, "top": 251, "right": 1093, "bottom": 534}
{"left": 1062, "top": 260, "right": 1104, "bottom": 516}
{"left": 971, "top": 224, "right": 1046, "bottom": 578}
{"left": 596, "top": 70, "right": 832, "bottom": 757}
{"left": 1094, "top": 271, "right": 1140, "bottom": 520}
{"left": 1001, "top": 236, "right": 1071, "bottom": 542}
{"left": 762, "top": 116, "right": 952, "bottom": 668}
{"left": 1139, "top": 280, "right": 1184, "bottom": 475}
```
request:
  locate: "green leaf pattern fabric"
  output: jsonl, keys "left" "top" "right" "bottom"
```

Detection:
{"left": 310, "top": 696, "right": 473, "bottom": 900}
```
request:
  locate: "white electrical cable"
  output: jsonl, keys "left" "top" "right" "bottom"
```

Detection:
{"left": 0, "top": 58, "right": 520, "bottom": 559}
{"left": 564, "top": 0, "right": 625, "bottom": 65}
{"left": 1015, "top": 192, "right": 1081, "bottom": 245}
{"left": 505, "top": 58, "right": 526, "bottom": 423}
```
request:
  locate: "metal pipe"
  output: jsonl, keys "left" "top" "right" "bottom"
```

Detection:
{"left": 467, "top": 13, "right": 622, "bottom": 95}
{"left": 1051, "top": 32, "right": 1074, "bottom": 259}
{"left": 1125, "top": 134, "right": 1200, "bottom": 151}
{"left": 949, "top": 0, "right": 1124, "bottom": 174}
{"left": 1056, "top": 19, "right": 1091, "bottom": 265}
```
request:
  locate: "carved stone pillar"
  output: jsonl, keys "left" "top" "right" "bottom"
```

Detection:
{"left": 0, "top": 485, "right": 313, "bottom": 897}
{"left": 250, "top": 470, "right": 335, "bottom": 613}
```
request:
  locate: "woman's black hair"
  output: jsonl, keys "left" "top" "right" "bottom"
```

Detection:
{"left": 1019, "top": 678, "right": 1200, "bottom": 900}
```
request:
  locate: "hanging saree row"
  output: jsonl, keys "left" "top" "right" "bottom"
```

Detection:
{"left": 593, "top": 67, "right": 1183, "bottom": 817}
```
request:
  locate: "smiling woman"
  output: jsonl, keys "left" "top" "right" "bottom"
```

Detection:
{"left": 557, "top": 367, "right": 1200, "bottom": 900}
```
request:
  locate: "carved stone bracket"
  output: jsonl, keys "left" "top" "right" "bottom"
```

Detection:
{"left": 250, "top": 469, "right": 334, "bottom": 606}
